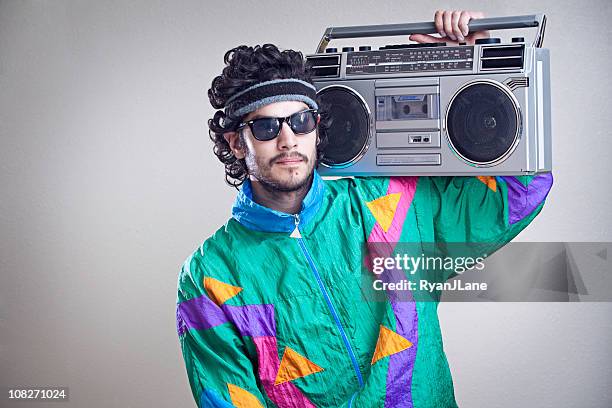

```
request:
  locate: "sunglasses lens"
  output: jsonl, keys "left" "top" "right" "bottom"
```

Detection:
{"left": 290, "top": 111, "right": 318, "bottom": 134}
{"left": 245, "top": 110, "right": 318, "bottom": 141}
{"left": 251, "top": 118, "right": 281, "bottom": 141}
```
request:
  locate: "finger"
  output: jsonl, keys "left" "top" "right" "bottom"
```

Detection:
{"left": 458, "top": 11, "right": 471, "bottom": 37}
{"left": 451, "top": 10, "right": 464, "bottom": 42}
{"left": 443, "top": 10, "right": 455, "bottom": 41}
{"left": 466, "top": 30, "right": 490, "bottom": 45}
{"left": 434, "top": 10, "right": 445, "bottom": 37}
{"left": 409, "top": 33, "right": 447, "bottom": 44}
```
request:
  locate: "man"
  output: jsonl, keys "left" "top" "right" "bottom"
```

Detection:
{"left": 176, "top": 10, "right": 553, "bottom": 408}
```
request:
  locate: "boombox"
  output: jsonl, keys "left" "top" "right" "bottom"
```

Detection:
{"left": 307, "top": 14, "right": 552, "bottom": 176}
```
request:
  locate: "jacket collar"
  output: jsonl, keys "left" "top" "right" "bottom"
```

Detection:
{"left": 231, "top": 170, "right": 326, "bottom": 233}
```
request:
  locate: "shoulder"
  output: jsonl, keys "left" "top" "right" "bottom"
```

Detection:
{"left": 176, "top": 220, "right": 239, "bottom": 302}
{"left": 322, "top": 176, "right": 390, "bottom": 202}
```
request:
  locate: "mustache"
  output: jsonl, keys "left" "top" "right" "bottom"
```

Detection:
{"left": 270, "top": 152, "right": 308, "bottom": 165}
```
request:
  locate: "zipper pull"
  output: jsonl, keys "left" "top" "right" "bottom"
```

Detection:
{"left": 290, "top": 214, "right": 302, "bottom": 239}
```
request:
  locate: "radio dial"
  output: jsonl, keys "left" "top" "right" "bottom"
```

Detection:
{"left": 359, "top": 46, "right": 372, "bottom": 51}
{"left": 325, "top": 48, "right": 338, "bottom": 53}
{"left": 342, "top": 47, "right": 355, "bottom": 52}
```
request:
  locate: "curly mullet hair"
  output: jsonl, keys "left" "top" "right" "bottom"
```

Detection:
{"left": 207, "top": 44, "right": 330, "bottom": 189}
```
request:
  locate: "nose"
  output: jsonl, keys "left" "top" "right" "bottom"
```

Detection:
{"left": 276, "top": 121, "right": 298, "bottom": 150}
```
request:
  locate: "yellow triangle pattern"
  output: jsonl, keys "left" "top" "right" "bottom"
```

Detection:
{"left": 366, "top": 193, "right": 401, "bottom": 233}
{"left": 227, "top": 383, "right": 264, "bottom": 408}
{"left": 371, "top": 325, "right": 413, "bottom": 365}
{"left": 476, "top": 176, "right": 497, "bottom": 192}
{"left": 274, "top": 346, "right": 324, "bottom": 385}
{"left": 204, "top": 277, "right": 243, "bottom": 306}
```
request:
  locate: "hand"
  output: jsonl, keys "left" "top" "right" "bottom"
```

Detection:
{"left": 409, "top": 10, "right": 490, "bottom": 45}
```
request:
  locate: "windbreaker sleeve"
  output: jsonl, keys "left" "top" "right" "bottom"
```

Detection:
{"left": 176, "top": 259, "right": 270, "bottom": 408}
{"left": 428, "top": 173, "right": 554, "bottom": 246}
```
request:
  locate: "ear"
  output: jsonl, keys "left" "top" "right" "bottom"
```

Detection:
{"left": 223, "top": 131, "right": 246, "bottom": 159}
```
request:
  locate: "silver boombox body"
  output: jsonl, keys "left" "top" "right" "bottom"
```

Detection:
{"left": 307, "top": 14, "right": 551, "bottom": 176}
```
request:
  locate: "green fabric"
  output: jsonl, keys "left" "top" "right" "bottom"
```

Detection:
{"left": 176, "top": 175, "right": 550, "bottom": 407}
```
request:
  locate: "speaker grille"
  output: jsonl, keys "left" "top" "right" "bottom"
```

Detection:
{"left": 317, "top": 86, "right": 371, "bottom": 167}
{"left": 446, "top": 81, "right": 521, "bottom": 166}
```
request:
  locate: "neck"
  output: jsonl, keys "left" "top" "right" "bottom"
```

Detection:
{"left": 250, "top": 175, "right": 313, "bottom": 214}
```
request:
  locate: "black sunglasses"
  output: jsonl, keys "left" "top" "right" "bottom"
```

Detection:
{"left": 238, "top": 109, "right": 320, "bottom": 141}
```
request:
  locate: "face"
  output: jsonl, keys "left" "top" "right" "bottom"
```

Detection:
{"left": 227, "top": 101, "right": 318, "bottom": 192}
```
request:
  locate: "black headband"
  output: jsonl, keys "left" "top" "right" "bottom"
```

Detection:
{"left": 224, "top": 79, "right": 319, "bottom": 121}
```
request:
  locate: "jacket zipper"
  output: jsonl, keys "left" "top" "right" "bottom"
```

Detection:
{"left": 293, "top": 214, "right": 365, "bottom": 388}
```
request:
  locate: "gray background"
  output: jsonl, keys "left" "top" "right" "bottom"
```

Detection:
{"left": 1, "top": 0, "right": 611, "bottom": 407}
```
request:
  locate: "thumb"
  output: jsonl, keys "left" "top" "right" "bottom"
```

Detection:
{"left": 409, "top": 33, "right": 447, "bottom": 44}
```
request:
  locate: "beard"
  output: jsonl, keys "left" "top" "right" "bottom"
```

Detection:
{"left": 244, "top": 148, "right": 316, "bottom": 193}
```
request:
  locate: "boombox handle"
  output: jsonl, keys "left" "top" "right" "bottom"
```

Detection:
{"left": 315, "top": 14, "right": 547, "bottom": 53}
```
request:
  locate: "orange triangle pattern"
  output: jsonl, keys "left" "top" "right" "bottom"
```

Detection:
{"left": 371, "top": 325, "right": 413, "bottom": 365}
{"left": 227, "top": 383, "right": 264, "bottom": 408}
{"left": 476, "top": 176, "right": 497, "bottom": 192}
{"left": 274, "top": 346, "right": 324, "bottom": 385}
{"left": 366, "top": 193, "right": 401, "bottom": 233}
{"left": 204, "top": 277, "right": 242, "bottom": 306}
